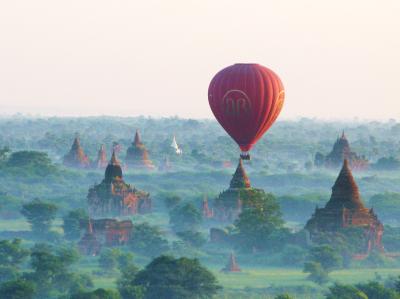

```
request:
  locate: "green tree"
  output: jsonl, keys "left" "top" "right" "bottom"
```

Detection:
{"left": 0, "top": 238, "right": 30, "bottom": 283}
{"left": 234, "top": 191, "right": 284, "bottom": 251}
{"left": 6, "top": 151, "right": 56, "bottom": 176}
{"left": 356, "top": 281, "right": 400, "bottom": 299}
{"left": 303, "top": 262, "right": 329, "bottom": 285}
{"left": 7, "top": 151, "right": 52, "bottom": 168}
{"left": 129, "top": 223, "right": 169, "bottom": 258}
{"left": 0, "top": 239, "right": 29, "bottom": 268}
{"left": 68, "top": 273, "right": 94, "bottom": 295}
{"left": 326, "top": 283, "right": 368, "bottom": 299}
{"left": 0, "top": 266, "right": 18, "bottom": 284}
{"left": 117, "top": 264, "right": 142, "bottom": 299}
{"left": 63, "top": 209, "right": 88, "bottom": 240}
{"left": 395, "top": 275, "right": 400, "bottom": 293}
{"left": 275, "top": 294, "right": 294, "bottom": 299}
{"left": 303, "top": 245, "right": 342, "bottom": 284}
{"left": 98, "top": 249, "right": 120, "bottom": 274}
{"left": 21, "top": 199, "right": 58, "bottom": 236}
{"left": 130, "top": 256, "right": 221, "bottom": 299}
{"left": 308, "top": 228, "right": 365, "bottom": 267}
{"left": 24, "top": 244, "right": 84, "bottom": 298}
{"left": 116, "top": 252, "right": 135, "bottom": 272}
{"left": 0, "top": 279, "right": 35, "bottom": 299}
{"left": 307, "top": 245, "right": 343, "bottom": 271}
{"left": 70, "top": 288, "right": 121, "bottom": 299}
{"left": 169, "top": 202, "right": 202, "bottom": 232}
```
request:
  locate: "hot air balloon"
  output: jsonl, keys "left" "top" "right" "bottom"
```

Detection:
{"left": 208, "top": 63, "right": 285, "bottom": 160}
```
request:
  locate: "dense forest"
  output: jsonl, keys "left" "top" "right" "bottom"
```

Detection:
{"left": 2, "top": 116, "right": 400, "bottom": 299}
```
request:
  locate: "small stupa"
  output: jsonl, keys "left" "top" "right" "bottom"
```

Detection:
{"left": 125, "top": 130, "right": 155, "bottom": 170}
{"left": 63, "top": 136, "right": 90, "bottom": 168}
{"left": 221, "top": 252, "right": 241, "bottom": 272}
{"left": 94, "top": 144, "right": 108, "bottom": 169}
{"left": 78, "top": 219, "right": 101, "bottom": 256}
{"left": 202, "top": 196, "right": 214, "bottom": 218}
{"left": 171, "top": 135, "right": 182, "bottom": 155}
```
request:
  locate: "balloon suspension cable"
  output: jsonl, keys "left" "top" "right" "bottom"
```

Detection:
{"left": 240, "top": 151, "right": 251, "bottom": 160}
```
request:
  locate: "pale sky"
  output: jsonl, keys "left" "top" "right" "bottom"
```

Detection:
{"left": 0, "top": 0, "right": 399, "bottom": 119}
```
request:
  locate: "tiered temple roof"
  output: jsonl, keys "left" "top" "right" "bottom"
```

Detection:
{"left": 214, "top": 159, "right": 259, "bottom": 222}
{"left": 230, "top": 159, "right": 251, "bottom": 188}
{"left": 125, "top": 130, "right": 155, "bottom": 170}
{"left": 104, "top": 151, "right": 123, "bottom": 183}
{"left": 321, "top": 131, "right": 368, "bottom": 170}
{"left": 325, "top": 159, "right": 365, "bottom": 210}
{"left": 87, "top": 151, "right": 152, "bottom": 217}
{"left": 63, "top": 137, "right": 90, "bottom": 168}
{"left": 305, "top": 159, "right": 384, "bottom": 255}
{"left": 94, "top": 144, "right": 108, "bottom": 169}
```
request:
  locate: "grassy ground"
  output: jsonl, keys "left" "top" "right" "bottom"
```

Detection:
{"left": 88, "top": 265, "right": 400, "bottom": 293}
{"left": 86, "top": 266, "right": 400, "bottom": 299}
{"left": 214, "top": 267, "right": 400, "bottom": 288}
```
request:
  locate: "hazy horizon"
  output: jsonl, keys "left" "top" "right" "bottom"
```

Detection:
{"left": 1, "top": 0, "right": 399, "bottom": 119}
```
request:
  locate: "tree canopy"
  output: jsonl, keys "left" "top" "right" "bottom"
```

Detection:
{"left": 128, "top": 255, "right": 221, "bottom": 299}
{"left": 21, "top": 199, "right": 58, "bottom": 236}
{"left": 234, "top": 190, "right": 284, "bottom": 251}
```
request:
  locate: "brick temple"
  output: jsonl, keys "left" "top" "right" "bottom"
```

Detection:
{"left": 63, "top": 137, "right": 90, "bottom": 168}
{"left": 125, "top": 129, "right": 155, "bottom": 170}
{"left": 316, "top": 131, "right": 368, "bottom": 170}
{"left": 213, "top": 159, "right": 266, "bottom": 222}
{"left": 305, "top": 159, "right": 384, "bottom": 256}
{"left": 87, "top": 151, "right": 152, "bottom": 217}
{"left": 78, "top": 218, "right": 133, "bottom": 255}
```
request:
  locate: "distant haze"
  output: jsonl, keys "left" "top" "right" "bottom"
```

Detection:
{"left": 0, "top": 0, "right": 399, "bottom": 119}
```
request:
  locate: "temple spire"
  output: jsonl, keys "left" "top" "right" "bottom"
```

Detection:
{"left": 202, "top": 195, "right": 213, "bottom": 218}
{"left": 230, "top": 159, "right": 251, "bottom": 189}
{"left": 222, "top": 251, "right": 241, "bottom": 272}
{"left": 125, "top": 129, "right": 155, "bottom": 169}
{"left": 96, "top": 144, "right": 108, "bottom": 169}
{"left": 134, "top": 129, "right": 142, "bottom": 146}
{"left": 326, "top": 159, "right": 365, "bottom": 210}
{"left": 73, "top": 137, "right": 80, "bottom": 148}
{"left": 110, "top": 150, "right": 119, "bottom": 165}
{"left": 341, "top": 130, "right": 346, "bottom": 139}
{"left": 104, "top": 150, "right": 123, "bottom": 183}
{"left": 63, "top": 136, "right": 90, "bottom": 168}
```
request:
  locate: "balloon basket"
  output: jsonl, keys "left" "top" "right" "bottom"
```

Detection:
{"left": 240, "top": 153, "right": 251, "bottom": 160}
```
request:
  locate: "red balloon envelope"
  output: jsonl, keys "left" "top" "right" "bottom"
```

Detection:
{"left": 208, "top": 63, "right": 285, "bottom": 159}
